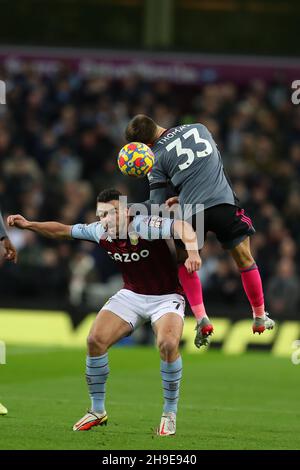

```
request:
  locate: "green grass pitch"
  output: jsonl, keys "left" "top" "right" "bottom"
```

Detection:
{"left": 0, "top": 346, "right": 299, "bottom": 450}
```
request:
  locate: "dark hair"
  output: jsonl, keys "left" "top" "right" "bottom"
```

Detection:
{"left": 125, "top": 114, "right": 157, "bottom": 143}
{"left": 97, "top": 188, "right": 123, "bottom": 203}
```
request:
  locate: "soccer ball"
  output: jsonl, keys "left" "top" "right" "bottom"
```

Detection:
{"left": 118, "top": 142, "right": 155, "bottom": 177}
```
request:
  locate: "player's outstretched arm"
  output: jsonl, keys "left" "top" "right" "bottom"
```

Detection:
{"left": 173, "top": 219, "right": 201, "bottom": 274}
{"left": 7, "top": 214, "right": 72, "bottom": 240}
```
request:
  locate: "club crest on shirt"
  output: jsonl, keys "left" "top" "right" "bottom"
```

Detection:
{"left": 129, "top": 231, "right": 139, "bottom": 245}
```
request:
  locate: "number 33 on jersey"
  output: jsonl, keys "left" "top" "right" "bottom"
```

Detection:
{"left": 149, "top": 123, "right": 237, "bottom": 211}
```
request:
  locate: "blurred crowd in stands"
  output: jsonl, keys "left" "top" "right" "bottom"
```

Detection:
{"left": 0, "top": 63, "right": 299, "bottom": 318}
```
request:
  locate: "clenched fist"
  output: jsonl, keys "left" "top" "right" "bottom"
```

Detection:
{"left": 7, "top": 214, "right": 29, "bottom": 230}
{"left": 0, "top": 237, "right": 18, "bottom": 263}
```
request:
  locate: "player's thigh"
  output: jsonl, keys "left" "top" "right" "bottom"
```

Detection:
{"left": 89, "top": 309, "right": 132, "bottom": 348}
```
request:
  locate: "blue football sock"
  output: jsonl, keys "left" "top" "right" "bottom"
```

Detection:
{"left": 86, "top": 353, "right": 109, "bottom": 413}
{"left": 160, "top": 356, "right": 182, "bottom": 414}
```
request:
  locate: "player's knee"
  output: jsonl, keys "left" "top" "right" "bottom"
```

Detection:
{"left": 239, "top": 253, "right": 254, "bottom": 268}
{"left": 158, "top": 335, "right": 179, "bottom": 358}
{"left": 233, "top": 246, "right": 254, "bottom": 268}
{"left": 87, "top": 332, "right": 108, "bottom": 355}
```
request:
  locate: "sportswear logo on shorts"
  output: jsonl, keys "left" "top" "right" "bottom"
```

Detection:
{"left": 236, "top": 209, "right": 252, "bottom": 228}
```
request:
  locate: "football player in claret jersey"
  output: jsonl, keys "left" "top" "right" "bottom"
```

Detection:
{"left": 125, "top": 115, "right": 275, "bottom": 343}
{"left": 8, "top": 188, "right": 201, "bottom": 436}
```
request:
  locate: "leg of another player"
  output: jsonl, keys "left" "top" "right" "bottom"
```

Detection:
{"left": 153, "top": 313, "right": 183, "bottom": 435}
{"left": 230, "top": 236, "right": 275, "bottom": 333}
{"left": 176, "top": 245, "right": 214, "bottom": 347}
{"left": 73, "top": 310, "right": 132, "bottom": 431}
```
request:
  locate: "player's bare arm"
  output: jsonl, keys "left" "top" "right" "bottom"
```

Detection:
{"left": 7, "top": 214, "right": 73, "bottom": 240}
{"left": 173, "top": 219, "right": 201, "bottom": 274}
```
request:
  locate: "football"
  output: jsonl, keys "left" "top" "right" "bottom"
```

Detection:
{"left": 118, "top": 142, "right": 155, "bottom": 177}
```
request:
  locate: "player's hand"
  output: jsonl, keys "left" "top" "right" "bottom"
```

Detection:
{"left": 165, "top": 196, "right": 179, "bottom": 209}
{"left": 184, "top": 252, "right": 201, "bottom": 273}
{"left": 7, "top": 214, "right": 29, "bottom": 230}
{"left": 1, "top": 237, "right": 18, "bottom": 263}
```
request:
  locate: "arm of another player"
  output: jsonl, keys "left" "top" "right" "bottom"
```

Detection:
{"left": 0, "top": 210, "right": 17, "bottom": 263}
